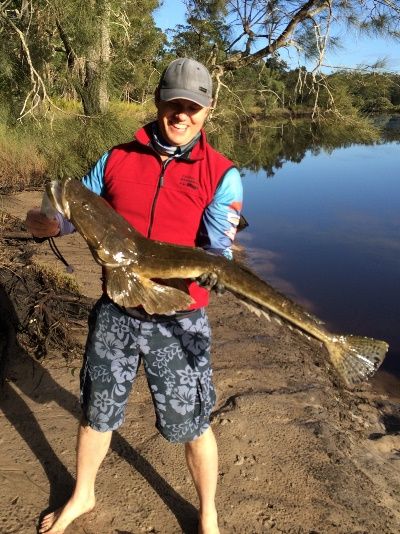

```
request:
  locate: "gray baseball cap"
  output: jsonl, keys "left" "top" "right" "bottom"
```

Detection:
{"left": 159, "top": 58, "right": 213, "bottom": 107}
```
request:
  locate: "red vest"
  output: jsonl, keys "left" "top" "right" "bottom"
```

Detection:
{"left": 103, "top": 123, "right": 234, "bottom": 309}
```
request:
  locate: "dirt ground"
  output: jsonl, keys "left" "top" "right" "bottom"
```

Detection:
{"left": 1, "top": 191, "right": 400, "bottom": 534}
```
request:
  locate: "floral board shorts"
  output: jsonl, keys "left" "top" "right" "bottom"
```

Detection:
{"left": 80, "top": 296, "right": 216, "bottom": 443}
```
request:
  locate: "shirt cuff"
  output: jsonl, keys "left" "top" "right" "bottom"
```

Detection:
{"left": 55, "top": 212, "right": 75, "bottom": 236}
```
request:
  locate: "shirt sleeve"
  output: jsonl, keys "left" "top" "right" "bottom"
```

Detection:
{"left": 57, "top": 151, "right": 110, "bottom": 235}
{"left": 196, "top": 167, "right": 243, "bottom": 260}
{"left": 81, "top": 151, "right": 110, "bottom": 195}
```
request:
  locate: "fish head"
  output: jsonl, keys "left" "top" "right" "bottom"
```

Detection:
{"left": 46, "top": 177, "right": 112, "bottom": 249}
{"left": 46, "top": 177, "right": 143, "bottom": 265}
{"left": 46, "top": 179, "right": 69, "bottom": 218}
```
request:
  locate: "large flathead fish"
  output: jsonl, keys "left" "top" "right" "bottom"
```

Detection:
{"left": 45, "top": 177, "right": 388, "bottom": 387}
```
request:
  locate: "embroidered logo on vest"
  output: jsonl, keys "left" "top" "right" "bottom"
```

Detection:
{"left": 180, "top": 175, "right": 199, "bottom": 190}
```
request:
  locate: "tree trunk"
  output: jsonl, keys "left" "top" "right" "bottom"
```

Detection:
{"left": 80, "top": 0, "right": 111, "bottom": 116}
{"left": 56, "top": 0, "right": 111, "bottom": 116}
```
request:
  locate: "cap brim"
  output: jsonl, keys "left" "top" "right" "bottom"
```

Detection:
{"left": 159, "top": 88, "right": 212, "bottom": 108}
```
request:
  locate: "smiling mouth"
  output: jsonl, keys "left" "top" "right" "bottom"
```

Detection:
{"left": 169, "top": 122, "right": 188, "bottom": 131}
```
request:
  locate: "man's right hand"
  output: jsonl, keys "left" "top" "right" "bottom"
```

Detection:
{"left": 25, "top": 208, "right": 60, "bottom": 239}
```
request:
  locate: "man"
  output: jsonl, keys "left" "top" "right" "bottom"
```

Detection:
{"left": 26, "top": 57, "right": 243, "bottom": 534}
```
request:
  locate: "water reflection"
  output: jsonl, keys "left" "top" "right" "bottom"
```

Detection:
{"left": 234, "top": 116, "right": 400, "bottom": 385}
{"left": 209, "top": 115, "right": 382, "bottom": 176}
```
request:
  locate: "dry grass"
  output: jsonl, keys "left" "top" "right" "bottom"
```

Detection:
{"left": 0, "top": 131, "right": 47, "bottom": 192}
{"left": 0, "top": 99, "right": 153, "bottom": 193}
{"left": 31, "top": 261, "right": 81, "bottom": 294}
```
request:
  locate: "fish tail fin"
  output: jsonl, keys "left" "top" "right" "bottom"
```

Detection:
{"left": 106, "top": 267, "right": 194, "bottom": 314}
{"left": 326, "top": 335, "right": 388, "bottom": 386}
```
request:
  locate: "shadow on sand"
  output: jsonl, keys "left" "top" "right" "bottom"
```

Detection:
{"left": 0, "top": 284, "right": 198, "bottom": 533}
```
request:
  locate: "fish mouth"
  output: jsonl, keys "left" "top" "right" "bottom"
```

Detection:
{"left": 46, "top": 179, "right": 70, "bottom": 219}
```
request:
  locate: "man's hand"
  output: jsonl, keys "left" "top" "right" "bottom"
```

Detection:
{"left": 25, "top": 208, "right": 60, "bottom": 239}
{"left": 196, "top": 272, "right": 225, "bottom": 295}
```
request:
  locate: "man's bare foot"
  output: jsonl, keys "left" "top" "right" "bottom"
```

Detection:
{"left": 38, "top": 495, "right": 95, "bottom": 533}
{"left": 198, "top": 510, "right": 220, "bottom": 534}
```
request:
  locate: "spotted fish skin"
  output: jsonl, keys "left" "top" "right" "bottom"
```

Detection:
{"left": 45, "top": 177, "right": 389, "bottom": 387}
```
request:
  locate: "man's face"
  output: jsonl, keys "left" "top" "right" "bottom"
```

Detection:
{"left": 156, "top": 98, "right": 210, "bottom": 146}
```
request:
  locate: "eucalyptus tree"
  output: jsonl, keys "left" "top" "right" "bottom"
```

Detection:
{"left": 109, "top": 1, "right": 166, "bottom": 104}
{"left": 0, "top": 0, "right": 163, "bottom": 118}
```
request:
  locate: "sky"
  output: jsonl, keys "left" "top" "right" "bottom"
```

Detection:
{"left": 154, "top": 0, "right": 400, "bottom": 73}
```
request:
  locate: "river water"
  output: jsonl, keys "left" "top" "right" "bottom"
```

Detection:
{"left": 235, "top": 116, "right": 400, "bottom": 389}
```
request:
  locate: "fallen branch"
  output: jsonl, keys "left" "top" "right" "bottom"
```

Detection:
{"left": 1, "top": 232, "right": 34, "bottom": 240}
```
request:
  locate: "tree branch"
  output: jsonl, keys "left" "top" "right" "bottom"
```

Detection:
{"left": 0, "top": 7, "right": 52, "bottom": 118}
{"left": 55, "top": 16, "right": 78, "bottom": 71}
{"left": 222, "top": 0, "right": 331, "bottom": 70}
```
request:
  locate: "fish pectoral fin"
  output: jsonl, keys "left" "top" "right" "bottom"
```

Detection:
{"left": 106, "top": 267, "right": 194, "bottom": 315}
{"left": 90, "top": 243, "right": 131, "bottom": 267}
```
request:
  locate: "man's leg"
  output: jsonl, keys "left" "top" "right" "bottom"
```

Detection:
{"left": 141, "top": 307, "right": 219, "bottom": 532}
{"left": 39, "top": 422, "right": 112, "bottom": 534}
{"left": 185, "top": 426, "right": 220, "bottom": 534}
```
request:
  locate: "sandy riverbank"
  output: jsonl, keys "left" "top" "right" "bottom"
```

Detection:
{"left": 1, "top": 191, "right": 400, "bottom": 533}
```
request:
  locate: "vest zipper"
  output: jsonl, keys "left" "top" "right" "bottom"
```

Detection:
{"left": 147, "top": 157, "right": 173, "bottom": 238}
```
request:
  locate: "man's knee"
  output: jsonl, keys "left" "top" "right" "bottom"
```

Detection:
{"left": 185, "top": 425, "right": 212, "bottom": 448}
{"left": 157, "top": 419, "right": 212, "bottom": 444}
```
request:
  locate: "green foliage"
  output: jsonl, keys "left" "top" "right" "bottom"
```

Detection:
{"left": 362, "top": 96, "right": 394, "bottom": 113}
{"left": 1, "top": 0, "right": 400, "bottom": 122}
{"left": 107, "top": 0, "right": 166, "bottom": 103}
{"left": 329, "top": 71, "right": 400, "bottom": 113}
{"left": 0, "top": 0, "right": 164, "bottom": 118}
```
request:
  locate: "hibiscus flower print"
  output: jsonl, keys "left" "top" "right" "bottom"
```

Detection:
{"left": 181, "top": 329, "right": 209, "bottom": 356}
{"left": 174, "top": 316, "right": 210, "bottom": 356}
{"left": 93, "top": 390, "right": 114, "bottom": 413}
{"left": 164, "top": 378, "right": 175, "bottom": 396}
{"left": 150, "top": 385, "right": 167, "bottom": 413}
{"left": 111, "top": 355, "right": 139, "bottom": 383}
{"left": 181, "top": 315, "right": 211, "bottom": 339}
{"left": 130, "top": 335, "right": 150, "bottom": 355}
{"left": 110, "top": 316, "right": 131, "bottom": 342}
{"left": 95, "top": 332, "right": 125, "bottom": 360}
{"left": 94, "top": 305, "right": 112, "bottom": 334}
{"left": 169, "top": 385, "right": 196, "bottom": 415}
{"left": 176, "top": 365, "right": 200, "bottom": 387}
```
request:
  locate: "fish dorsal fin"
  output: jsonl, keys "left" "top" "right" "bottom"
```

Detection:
{"left": 105, "top": 267, "right": 194, "bottom": 315}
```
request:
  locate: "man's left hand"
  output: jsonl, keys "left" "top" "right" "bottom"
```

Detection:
{"left": 196, "top": 273, "right": 225, "bottom": 295}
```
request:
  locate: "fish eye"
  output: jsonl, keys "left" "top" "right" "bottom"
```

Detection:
{"left": 82, "top": 202, "right": 90, "bottom": 211}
